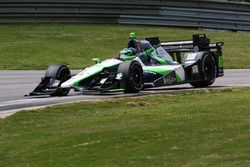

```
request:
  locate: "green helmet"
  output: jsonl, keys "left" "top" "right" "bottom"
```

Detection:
{"left": 119, "top": 48, "right": 137, "bottom": 61}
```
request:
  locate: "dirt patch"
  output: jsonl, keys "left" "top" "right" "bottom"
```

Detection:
{"left": 108, "top": 100, "right": 120, "bottom": 104}
{"left": 127, "top": 101, "right": 157, "bottom": 107}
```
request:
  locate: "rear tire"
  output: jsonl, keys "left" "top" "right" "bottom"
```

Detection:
{"left": 45, "top": 64, "right": 71, "bottom": 96}
{"left": 118, "top": 60, "right": 143, "bottom": 93}
{"left": 190, "top": 54, "right": 217, "bottom": 88}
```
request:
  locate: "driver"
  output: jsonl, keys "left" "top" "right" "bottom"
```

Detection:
{"left": 118, "top": 48, "right": 137, "bottom": 61}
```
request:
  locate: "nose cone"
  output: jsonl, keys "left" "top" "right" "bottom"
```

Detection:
{"left": 61, "top": 81, "right": 73, "bottom": 88}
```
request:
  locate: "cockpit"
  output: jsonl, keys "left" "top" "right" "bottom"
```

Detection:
{"left": 118, "top": 32, "right": 178, "bottom": 66}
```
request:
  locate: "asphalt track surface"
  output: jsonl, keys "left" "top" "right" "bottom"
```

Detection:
{"left": 0, "top": 69, "right": 250, "bottom": 118}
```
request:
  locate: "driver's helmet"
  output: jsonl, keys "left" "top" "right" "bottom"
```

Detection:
{"left": 119, "top": 48, "right": 137, "bottom": 60}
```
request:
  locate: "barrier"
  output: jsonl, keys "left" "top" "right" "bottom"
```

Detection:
{"left": 0, "top": 0, "right": 249, "bottom": 31}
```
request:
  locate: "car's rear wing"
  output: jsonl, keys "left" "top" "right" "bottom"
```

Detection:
{"left": 160, "top": 34, "right": 223, "bottom": 53}
{"left": 146, "top": 34, "right": 223, "bottom": 53}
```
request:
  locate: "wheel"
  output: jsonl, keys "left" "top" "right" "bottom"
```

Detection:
{"left": 190, "top": 53, "right": 217, "bottom": 88}
{"left": 118, "top": 60, "right": 143, "bottom": 93}
{"left": 45, "top": 64, "right": 71, "bottom": 96}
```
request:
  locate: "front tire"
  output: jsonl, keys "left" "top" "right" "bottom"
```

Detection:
{"left": 45, "top": 64, "right": 71, "bottom": 96}
{"left": 190, "top": 54, "right": 217, "bottom": 88}
{"left": 118, "top": 60, "right": 143, "bottom": 93}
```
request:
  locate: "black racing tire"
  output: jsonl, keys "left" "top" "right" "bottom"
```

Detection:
{"left": 118, "top": 60, "right": 144, "bottom": 93}
{"left": 190, "top": 53, "right": 217, "bottom": 88}
{"left": 45, "top": 64, "right": 71, "bottom": 96}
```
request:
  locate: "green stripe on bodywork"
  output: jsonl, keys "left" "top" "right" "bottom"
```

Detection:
{"left": 108, "top": 89, "right": 125, "bottom": 92}
{"left": 176, "top": 74, "right": 182, "bottom": 82}
{"left": 121, "top": 56, "right": 136, "bottom": 61}
{"left": 151, "top": 55, "right": 169, "bottom": 65}
{"left": 145, "top": 47, "right": 175, "bottom": 65}
{"left": 219, "top": 56, "right": 223, "bottom": 68}
{"left": 144, "top": 67, "right": 172, "bottom": 76}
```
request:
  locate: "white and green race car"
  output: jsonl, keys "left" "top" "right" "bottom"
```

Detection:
{"left": 30, "top": 33, "right": 224, "bottom": 96}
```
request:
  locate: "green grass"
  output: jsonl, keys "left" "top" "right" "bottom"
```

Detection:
{"left": 0, "top": 88, "right": 250, "bottom": 167}
{"left": 0, "top": 23, "right": 250, "bottom": 70}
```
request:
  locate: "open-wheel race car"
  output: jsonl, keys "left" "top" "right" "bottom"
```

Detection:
{"left": 30, "top": 33, "right": 224, "bottom": 96}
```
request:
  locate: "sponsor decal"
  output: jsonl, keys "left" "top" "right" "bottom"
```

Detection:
{"left": 192, "top": 65, "right": 199, "bottom": 74}
{"left": 164, "top": 77, "right": 176, "bottom": 85}
{"left": 52, "top": 82, "right": 60, "bottom": 87}
{"left": 116, "top": 73, "right": 123, "bottom": 80}
{"left": 146, "top": 71, "right": 158, "bottom": 75}
{"left": 186, "top": 53, "right": 197, "bottom": 61}
{"left": 193, "top": 45, "right": 199, "bottom": 52}
{"left": 163, "top": 72, "right": 177, "bottom": 85}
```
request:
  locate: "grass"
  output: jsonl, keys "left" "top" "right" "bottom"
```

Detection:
{"left": 0, "top": 88, "right": 250, "bottom": 167}
{"left": 0, "top": 23, "right": 250, "bottom": 70}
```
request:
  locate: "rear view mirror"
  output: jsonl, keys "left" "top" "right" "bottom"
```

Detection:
{"left": 92, "top": 58, "right": 101, "bottom": 64}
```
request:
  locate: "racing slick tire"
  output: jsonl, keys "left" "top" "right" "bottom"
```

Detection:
{"left": 118, "top": 60, "right": 144, "bottom": 93}
{"left": 45, "top": 64, "right": 71, "bottom": 96}
{"left": 190, "top": 53, "right": 217, "bottom": 88}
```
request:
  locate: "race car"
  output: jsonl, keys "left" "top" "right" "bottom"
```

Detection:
{"left": 29, "top": 32, "right": 224, "bottom": 96}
